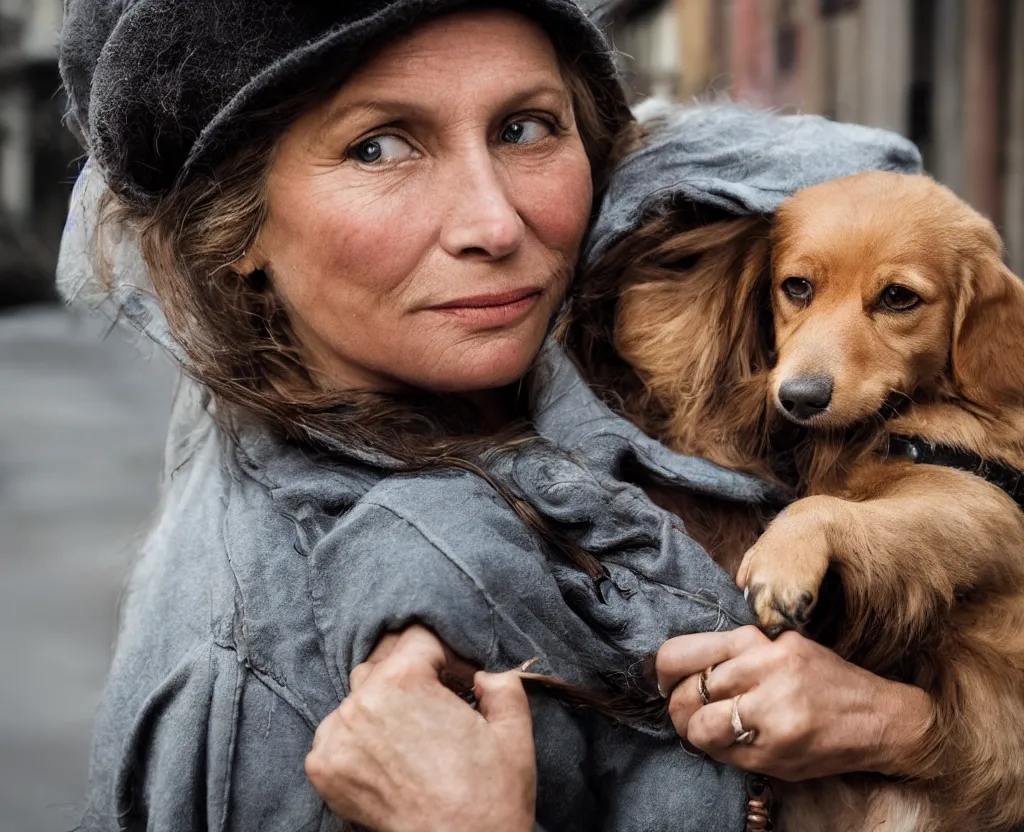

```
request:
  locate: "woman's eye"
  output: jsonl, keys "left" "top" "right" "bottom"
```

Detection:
{"left": 881, "top": 284, "right": 921, "bottom": 312}
{"left": 781, "top": 277, "right": 814, "bottom": 304}
{"left": 349, "top": 135, "right": 414, "bottom": 165}
{"left": 500, "top": 118, "right": 552, "bottom": 145}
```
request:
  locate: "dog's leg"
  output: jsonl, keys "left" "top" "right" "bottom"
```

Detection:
{"left": 740, "top": 460, "right": 1024, "bottom": 643}
{"left": 740, "top": 459, "right": 1024, "bottom": 831}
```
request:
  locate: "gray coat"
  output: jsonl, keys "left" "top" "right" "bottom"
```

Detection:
{"left": 58, "top": 103, "right": 922, "bottom": 832}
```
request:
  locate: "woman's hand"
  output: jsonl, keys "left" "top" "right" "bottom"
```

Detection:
{"left": 305, "top": 626, "right": 537, "bottom": 832}
{"left": 655, "top": 626, "right": 935, "bottom": 782}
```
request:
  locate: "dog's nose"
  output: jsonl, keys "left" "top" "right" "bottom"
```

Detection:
{"left": 778, "top": 375, "right": 833, "bottom": 420}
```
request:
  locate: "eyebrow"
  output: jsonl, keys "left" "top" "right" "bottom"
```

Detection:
{"left": 316, "top": 82, "right": 572, "bottom": 137}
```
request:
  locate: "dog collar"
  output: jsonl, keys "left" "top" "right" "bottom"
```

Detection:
{"left": 886, "top": 434, "right": 1024, "bottom": 509}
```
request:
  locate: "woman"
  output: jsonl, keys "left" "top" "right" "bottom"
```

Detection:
{"left": 59, "top": 1, "right": 935, "bottom": 829}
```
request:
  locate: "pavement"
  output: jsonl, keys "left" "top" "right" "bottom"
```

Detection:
{"left": 0, "top": 306, "right": 176, "bottom": 832}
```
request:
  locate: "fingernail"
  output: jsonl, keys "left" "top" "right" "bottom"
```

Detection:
{"left": 657, "top": 680, "right": 667, "bottom": 699}
{"left": 743, "top": 586, "right": 750, "bottom": 601}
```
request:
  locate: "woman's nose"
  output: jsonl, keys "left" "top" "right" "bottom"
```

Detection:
{"left": 438, "top": 155, "right": 525, "bottom": 260}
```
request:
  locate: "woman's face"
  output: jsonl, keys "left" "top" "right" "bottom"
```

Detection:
{"left": 245, "top": 9, "right": 594, "bottom": 393}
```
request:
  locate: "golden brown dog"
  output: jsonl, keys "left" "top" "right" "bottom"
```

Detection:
{"left": 570, "top": 171, "right": 1024, "bottom": 832}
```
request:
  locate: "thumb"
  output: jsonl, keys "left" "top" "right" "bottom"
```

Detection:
{"left": 474, "top": 671, "right": 535, "bottom": 765}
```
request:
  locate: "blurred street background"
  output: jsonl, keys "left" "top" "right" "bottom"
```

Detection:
{"left": 608, "top": 0, "right": 1024, "bottom": 272}
{"left": 0, "top": 0, "right": 1021, "bottom": 830}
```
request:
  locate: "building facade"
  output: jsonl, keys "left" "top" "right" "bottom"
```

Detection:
{"left": 609, "top": 0, "right": 1024, "bottom": 274}
{"left": 0, "top": 0, "right": 76, "bottom": 305}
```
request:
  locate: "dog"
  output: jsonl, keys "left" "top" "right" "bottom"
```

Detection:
{"left": 574, "top": 171, "right": 1024, "bottom": 832}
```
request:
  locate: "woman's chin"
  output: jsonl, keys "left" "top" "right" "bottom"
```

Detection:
{"left": 417, "top": 334, "right": 546, "bottom": 393}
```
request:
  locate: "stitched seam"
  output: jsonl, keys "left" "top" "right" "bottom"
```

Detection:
{"left": 215, "top": 645, "right": 244, "bottom": 832}
{"left": 221, "top": 456, "right": 320, "bottom": 724}
{"left": 307, "top": 539, "right": 349, "bottom": 699}
{"left": 221, "top": 474, "right": 253, "bottom": 663}
{"left": 210, "top": 640, "right": 320, "bottom": 731}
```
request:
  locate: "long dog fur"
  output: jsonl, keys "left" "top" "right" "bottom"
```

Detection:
{"left": 567, "top": 172, "right": 1024, "bottom": 832}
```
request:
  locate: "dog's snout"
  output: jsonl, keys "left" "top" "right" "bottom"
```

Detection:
{"left": 778, "top": 375, "right": 833, "bottom": 421}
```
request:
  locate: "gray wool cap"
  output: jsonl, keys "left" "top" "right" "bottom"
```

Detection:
{"left": 59, "top": 0, "right": 628, "bottom": 209}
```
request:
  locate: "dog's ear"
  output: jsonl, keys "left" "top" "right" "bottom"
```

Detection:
{"left": 951, "top": 244, "right": 1024, "bottom": 409}
{"left": 612, "top": 215, "right": 774, "bottom": 467}
{"left": 614, "top": 215, "right": 773, "bottom": 397}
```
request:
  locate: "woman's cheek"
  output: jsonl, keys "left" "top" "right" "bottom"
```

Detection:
{"left": 314, "top": 189, "right": 429, "bottom": 299}
{"left": 518, "top": 148, "right": 593, "bottom": 252}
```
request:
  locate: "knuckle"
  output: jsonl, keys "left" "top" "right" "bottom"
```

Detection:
{"left": 666, "top": 690, "right": 691, "bottom": 724}
{"left": 775, "top": 629, "right": 805, "bottom": 651}
{"left": 316, "top": 706, "right": 344, "bottom": 738}
{"left": 349, "top": 660, "right": 372, "bottom": 680}
{"left": 685, "top": 708, "right": 710, "bottom": 746}
{"left": 774, "top": 707, "right": 810, "bottom": 746}
{"left": 732, "top": 625, "right": 766, "bottom": 652}
{"left": 772, "top": 630, "right": 799, "bottom": 655}
{"left": 666, "top": 692, "right": 696, "bottom": 735}
{"left": 776, "top": 633, "right": 813, "bottom": 673}
{"left": 399, "top": 625, "right": 448, "bottom": 659}
{"left": 654, "top": 639, "right": 678, "bottom": 673}
{"left": 337, "top": 695, "right": 357, "bottom": 718}
{"left": 304, "top": 749, "right": 331, "bottom": 785}
{"left": 337, "top": 694, "right": 370, "bottom": 724}
{"left": 384, "top": 650, "right": 418, "bottom": 677}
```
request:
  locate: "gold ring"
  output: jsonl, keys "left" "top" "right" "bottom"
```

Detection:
{"left": 698, "top": 665, "right": 715, "bottom": 706}
{"left": 731, "top": 694, "right": 756, "bottom": 745}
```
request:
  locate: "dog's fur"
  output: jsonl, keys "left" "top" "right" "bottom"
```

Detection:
{"left": 569, "top": 172, "right": 1024, "bottom": 832}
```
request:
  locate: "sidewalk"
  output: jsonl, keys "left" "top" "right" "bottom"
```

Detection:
{"left": 0, "top": 307, "right": 175, "bottom": 831}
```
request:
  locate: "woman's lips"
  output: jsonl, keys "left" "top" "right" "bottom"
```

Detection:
{"left": 427, "top": 288, "right": 543, "bottom": 327}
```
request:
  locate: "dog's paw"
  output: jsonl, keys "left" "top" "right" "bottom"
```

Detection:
{"left": 740, "top": 512, "right": 832, "bottom": 638}
{"left": 744, "top": 581, "right": 818, "bottom": 638}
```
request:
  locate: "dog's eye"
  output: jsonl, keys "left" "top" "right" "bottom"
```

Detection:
{"left": 881, "top": 285, "right": 921, "bottom": 312}
{"left": 781, "top": 277, "right": 814, "bottom": 303}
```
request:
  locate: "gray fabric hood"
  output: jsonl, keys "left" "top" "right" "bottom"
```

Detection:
{"left": 583, "top": 99, "right": 923, "bottom": 265}
{"left": 58, "top": 159, "right": 183, "bottom": 364}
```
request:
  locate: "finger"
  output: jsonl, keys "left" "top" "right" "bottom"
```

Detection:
{"left": 373, "top": 625, "right": 452, "bottom": 684}
{"left": 349, "top": 660, "right": 375, "bottom": 693}
{"left": 666, "top": 649, "right": 773, "bottom": 740}
{"left": 347, "top": 628, "right": 437, "bottom": 696}
{"left": 310, "top": 704, "right": 345, "bottom": 754}
{"left": 687, "top": 693, "right": 762, "bottom": 757}
{"left": 474, "top": 671, "right": 535, "bottom": 766}
{"left": 665, "top": 672, "right": 702, "bottom": 740}
{"left": 694, "top": 649, "right": 773, "bottom": 703}
{"left": 376, "top": 625, "right": 482, "bottom": 692}
{"left": 656, "top": 626, "right": 768, "bottom": 697}
{"left": 363, "top": 632, "right": 403, "bottom": 665}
